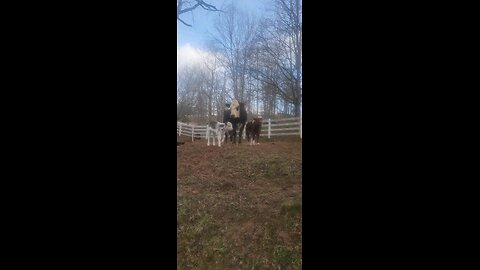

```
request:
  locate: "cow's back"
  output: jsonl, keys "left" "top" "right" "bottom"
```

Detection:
{"left": 239, "top": 103, "right": 247, "bottom": 123}
{"left": 246, "top": 121, "right": 253, "bottom": 134}
{"left": 223, "top": 110, "right": 231, "bottom": 123}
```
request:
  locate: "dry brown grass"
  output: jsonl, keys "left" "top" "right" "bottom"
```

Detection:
{"left": 177, "top": 136, "right": 302, "bottom": 269}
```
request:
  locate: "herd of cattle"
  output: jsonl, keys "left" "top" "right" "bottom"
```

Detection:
{"left": 207, "top": 99, "right": 262, "bottom": 147}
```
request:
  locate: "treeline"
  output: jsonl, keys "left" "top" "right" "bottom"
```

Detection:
{"left": 177, "top": 0, "right": 302, "bottom": 124}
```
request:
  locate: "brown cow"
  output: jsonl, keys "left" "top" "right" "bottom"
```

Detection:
{"left": 245, "top": 117, "right": 262, "bottom": 145}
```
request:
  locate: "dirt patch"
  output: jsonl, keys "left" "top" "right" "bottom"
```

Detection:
{"left": 177, "top": 138, "right": 302, "bottom": 269}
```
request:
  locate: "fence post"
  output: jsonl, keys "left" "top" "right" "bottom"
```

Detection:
{"left": 192, "top": 126, "right": 194, "bottom": 142}
{"left": 300, "top": 117, "right": 302, "bottom": 139}
{"left": 179, "top": 122, "right": 182, "bottom": 136}
{"left": 205, "top": 125, "right": 209, "bottom": 139}
{"left": 268, "top": 118, "right": 271, "bottom": 139}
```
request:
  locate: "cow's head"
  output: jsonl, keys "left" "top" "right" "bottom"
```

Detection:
{"left": 225, "top": 121, "right": 233, "bottom": 132}
{"left": 253, "top": 117, "right": 262, "bottom": 125}
{"left": 230, "top": 99, "right": 240, "bottom": 118}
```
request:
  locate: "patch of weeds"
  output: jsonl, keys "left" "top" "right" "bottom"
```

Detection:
{"left": 273, "top": 245, "right": 302, "bottom": 269}
{"left": 177, "top": 199, "right": 190, "bottom": 225}
{"left": 265, "top": 159, "right": 286, "bottom": 178}
{"left": 259, "top": 226, "right": 275, "bottom": 254}
{"left": 280, "top": 200, "right": 302, "bottom": 218}
{"left": 178, "top": 214, "right": 225, "bottom": 268}
{"left": 287, "top": 160, "right": 302, "bottom": 177}
{"left": 280, "top": 199, "right": 302, "bottom": 232}
{"left": 253, "top": 159, "right": 285, "bottom": 179}
{"left": 177, "top": 208, "right": 187, "bottom": 225}
{"left": 198, "top": 236, "right": 231, "bottom": 269}
{"left": 244, "top": 257, "right": 263, "bottom": 270}
{"left": 188, "top": 214, "right": 221, "bottom": 240}
{"left": 252, "top": 158, "right": 302, "bottom": 180}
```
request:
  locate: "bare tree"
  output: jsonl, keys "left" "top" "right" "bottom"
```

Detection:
{"left": 177, "top": 65, "right": 206, "bottom": 122}
{"left": 251, "top": 0, "right": 302, "bottom": 116}
{"left": 178, "top": 0, "right": 302, "bottom": 121}
{"left": 211, "top": 4, "right": 258, "bottom": 108}
{"left": 178, "top": 54, "right": 226, "bottom": 124}
{"left": 202, "top": 49, "right": 224, "bottom": 121}
{"left": 177, "top": 0, "right": 220, "bottom": 27}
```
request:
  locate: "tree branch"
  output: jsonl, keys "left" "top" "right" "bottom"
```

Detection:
{"left": 177, "top": 17, "right": 193, "bottom": 27}
{"left": 178, "top": 3, "right": 201, "bottom": 15}
{"left": 177, "top": 0, "right": 220, "bottom": 27}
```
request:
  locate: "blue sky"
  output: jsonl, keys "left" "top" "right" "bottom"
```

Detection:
{"left": 177, "top": 0, "right": 269, "bottom": 50}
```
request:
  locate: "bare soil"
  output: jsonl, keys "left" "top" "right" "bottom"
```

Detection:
{"left": 177, "top": 136, "right": 302, "bottom": 269}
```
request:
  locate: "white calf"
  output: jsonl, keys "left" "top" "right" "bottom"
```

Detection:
{"left": 224, "top": 121, "right": 233, "bottom": 143}
{"left": 207, "top": 121, "right": 226, "bottom": 147}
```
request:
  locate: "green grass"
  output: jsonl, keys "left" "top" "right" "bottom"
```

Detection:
{"left": 273, "top": 245, "right": 302, "bottom": 269}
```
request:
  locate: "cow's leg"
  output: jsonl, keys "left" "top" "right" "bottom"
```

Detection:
{"left": 207, "top": 127, "right": 210, "bottom": 146}
{"left": 217, "top": 131, "right": 222, "bottom": 147}
{"left": 238, "top": 124, "right": 244, "bottom": 144}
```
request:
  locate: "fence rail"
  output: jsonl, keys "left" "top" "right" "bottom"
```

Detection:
{"left": 177, "top": 117, "right": 302, "bottom": 141}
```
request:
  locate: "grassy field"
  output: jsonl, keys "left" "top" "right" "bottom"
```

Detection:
{"left": 177, "top": 136, "right": 302, "bottom": 269}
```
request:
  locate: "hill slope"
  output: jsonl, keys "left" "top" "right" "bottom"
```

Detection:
{"left": 177, "top": 138, "right": 302, "bottom": 269}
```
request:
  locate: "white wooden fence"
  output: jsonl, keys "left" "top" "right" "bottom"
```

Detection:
{"left": 177, "top": 117, "right": 302, "bottom": 141}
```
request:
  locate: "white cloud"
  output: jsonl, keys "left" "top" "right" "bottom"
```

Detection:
{"left": 177, "top": 43, "right": 214, "bottom": 71}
